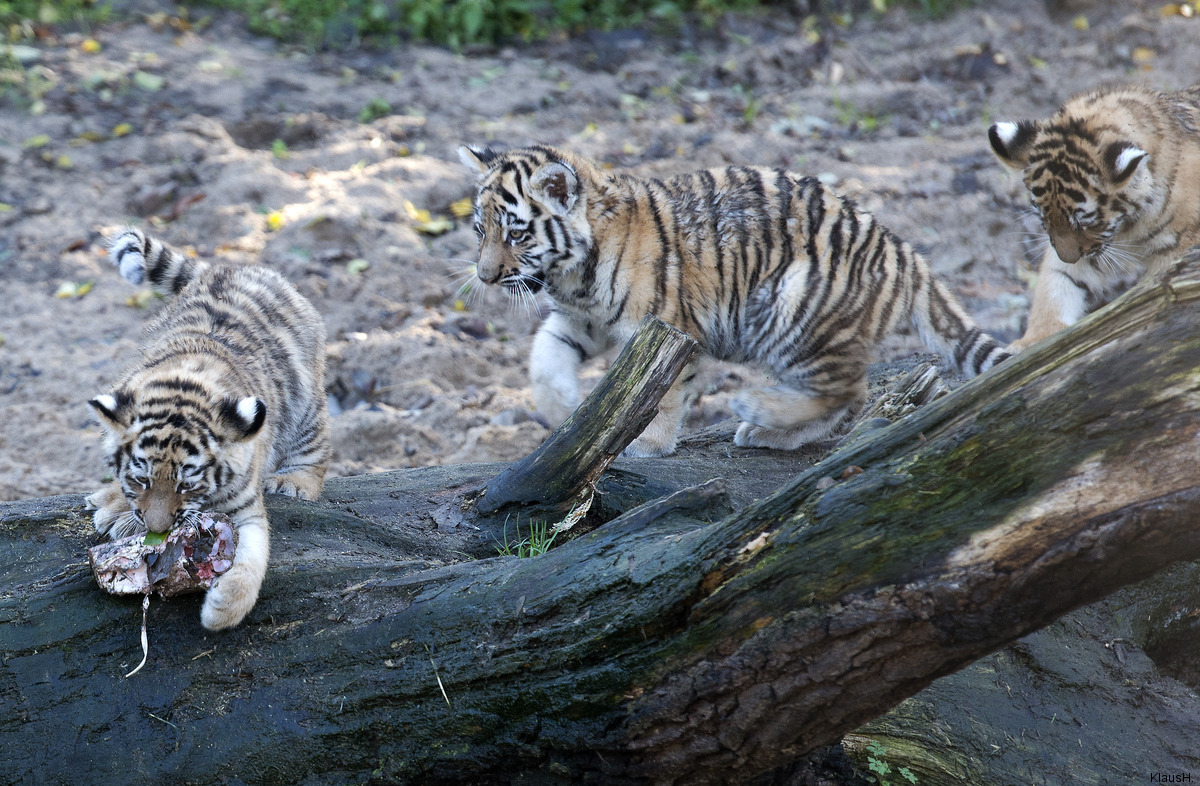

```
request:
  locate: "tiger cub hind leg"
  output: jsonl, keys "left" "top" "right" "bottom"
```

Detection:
{"left": 263, "top": 406, "right": 331, "bottom": 500}
{"left": 730, "top": 374, "right": 866, "bottom": 451}
{"left": 264, "top": 466, "right": 326, "bottom": 500}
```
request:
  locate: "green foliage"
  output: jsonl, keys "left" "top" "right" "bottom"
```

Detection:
{"left": 862, "top": 740, "right": 919, "bottom": 786}
{"left": 493, "top": 516, "right": 559, "bottom": 558}
{"left": 0, "top": 0, "right": 107, "bottom": 31}
{"left": 181, "top": 0, "right": 796, "bottom": 49}
{"left": 872, "top": 0, "right": 974, "bottom": 18}
{"left": 0, "top": 0, "right": 979, "bottom": 52}
{"left": 358, "top": 96, "right": 391, "bottom": 123}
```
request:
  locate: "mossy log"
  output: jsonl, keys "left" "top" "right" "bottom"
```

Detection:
{"left": 5, "top": 252, "right": 1200, "bottom": 784}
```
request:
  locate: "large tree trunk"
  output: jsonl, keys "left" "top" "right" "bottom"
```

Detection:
{"left": 5, "top": 251, "right": 1200, "bottom": 784}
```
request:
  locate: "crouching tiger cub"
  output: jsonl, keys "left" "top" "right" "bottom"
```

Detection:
{"left": 459, "top": 144, "right": 1009, "bottom": 456}
{"left": 88, "top": 228, "right": 330, "bottom": 631}
{"left": 989, "top": 82, "right": 1200, "bottom": 350}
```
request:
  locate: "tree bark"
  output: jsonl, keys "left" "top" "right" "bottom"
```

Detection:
{"left": 478, "top": 314, "right": 697, "bottom": 515}
{"left": 5, "top": 252, "right": 1200, "bottom": 784}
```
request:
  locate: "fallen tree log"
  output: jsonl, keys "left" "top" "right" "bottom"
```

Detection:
{"left": 5, "top": 250, "right": 1200, "bottom": 784}
{"left": 844, "top": 558, "right": 1200, "bottom": 785}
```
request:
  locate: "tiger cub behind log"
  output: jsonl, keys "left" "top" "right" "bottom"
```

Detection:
{"left": 459, "top": 144, "right": 1009, "bottom": 456}
{"left": 88, "top": 228, "right": 330, "bottom": 631}
{"left": 989, "top": 82, "right": 1200, "bottom": 350}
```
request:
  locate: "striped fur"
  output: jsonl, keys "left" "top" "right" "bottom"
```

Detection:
{"left": 990, "top": 82, "right": 1200, "bottom": 350}
{"left": 88, "top": 228, "right": 330, "bottom": 630}
{"left": 460, "top": 144, "right": 1008, "bottom": 455}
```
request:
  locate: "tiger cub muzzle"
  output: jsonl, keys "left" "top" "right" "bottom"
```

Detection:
{"left": 475, "top": 240, "right": 520, "bottom": 285}
{"left": 135, "top": 480, "right": 186, "bottom": 533}
{"left": 1045, "top": 220, "right": 1093, "bottom": 265}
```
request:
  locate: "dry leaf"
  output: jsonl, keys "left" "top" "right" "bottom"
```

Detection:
{"left": 1071, "top": 14, "right": 1089, "bottom": 30}
{"left": 55, "top": 280, "right": 94, "bottom": 299}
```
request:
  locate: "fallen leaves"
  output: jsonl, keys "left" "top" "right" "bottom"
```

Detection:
{"left": 404, "top": 200, "right": 453, "bottom": 235}
{"left": 132, "top": 70, "right": 165, "bottom": 91}
{"left": 55, "top": 280, "right": 93, "bottom": 299}
{"left": 1161, "top": 3, "right": 1196, "bottom": 17}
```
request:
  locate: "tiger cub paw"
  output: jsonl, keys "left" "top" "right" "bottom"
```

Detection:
{"left": 201, "top": 561, "right": 263, "bottom": 631}
{"left": 106, "top": 227, "right": 148, "bottom": 286}
{"left": 263, "top": 470, "right": 324, "bottom": 501}
{"left": 623, "top": 435, "right": 677, "bottom": 458}
{"left": 734, "top": 422, "right": 808, "bottom": 451}
{"left": 87, "top": 484, "right": 142, "bottom": 540}
{"left": 201, "top": 576, "right": 257, "bottom": 631}
{"left": 622, "top": 412, "right": 680, "bottom": 457}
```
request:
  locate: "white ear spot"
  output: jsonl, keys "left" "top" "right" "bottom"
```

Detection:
{"left": 992, "top": 121, "right": 1020, "bottom": 146}
{"left": 94, "top": 394, "right": 119, "bottom": 413}
{"left": 236, "top": 396, "right": 259, "bottom": 423}
{"left": 1115, "top": 146, "right": 1147, "bottom": 174}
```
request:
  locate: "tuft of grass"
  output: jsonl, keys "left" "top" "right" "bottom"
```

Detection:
{"left": 493, "top": 516, "right": 559, "bottom": 558}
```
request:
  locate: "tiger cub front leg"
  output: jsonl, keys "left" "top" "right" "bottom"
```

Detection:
{"left": 87, "top": 481, "right": 141, "bottom": 540}
{"left": 529, "top": 312, "right": 598, "bottom": 427}
{"left": 200, "top": 504, "right": 270, "bottom": 631}
{"left": 624, "top": 363, "right": 695, "bottom": 457}
{"left": 1009, "top": 252, "right": 1088, "bottom": 352}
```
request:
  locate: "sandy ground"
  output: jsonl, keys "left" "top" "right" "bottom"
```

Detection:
{"left": 0, "top": 0, "right": 1195, "bottom": 501}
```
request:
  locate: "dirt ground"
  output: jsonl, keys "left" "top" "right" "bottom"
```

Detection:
{"left": 0, "top": 0, "right": 1195, "bottom": 502}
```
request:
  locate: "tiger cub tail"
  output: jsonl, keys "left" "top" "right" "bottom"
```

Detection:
{"left": 912, "top": 272, "right": 1010, "bottom": 377}
{"left": 107, "top": 227, "right": 207, "bottom": 296}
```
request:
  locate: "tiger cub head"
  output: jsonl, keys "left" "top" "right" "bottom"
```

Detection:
{"left": 458, "top": 145, "right": 593, "bottom": 297}
{"left": 89, "top": 386, "right": 266, "bottom": 533}
{"left": 988, "top": 115, "right": 1150, "bottom": 266}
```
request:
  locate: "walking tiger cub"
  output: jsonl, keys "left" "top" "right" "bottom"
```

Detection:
{"left": 459, "top": 144, "right": 1009, "bottom": 456}
{"left": 88, "top": 228, "right": 330, "bottom": 631}
{"left": 989, "top": 82, "right": 1200, "bottom": 350}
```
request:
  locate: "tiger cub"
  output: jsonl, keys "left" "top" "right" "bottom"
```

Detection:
{"left": 88, "top": 228, "right": 331, "bottom": 631}
{"left": 989, "top": 82, "right": 1200, "bottom": 350}
{"left": 459, "top": 144, "right": 1009, "bottom": 456}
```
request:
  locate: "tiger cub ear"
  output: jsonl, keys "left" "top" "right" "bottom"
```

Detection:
{"left": 1104, "top": 142, "right": 1148, "bottom": 186}
{"left": 458, "top": 145, "right": 497, "bottom": 175}
{"left": 89, "top": 390, "right": 135, "bottom": 431}
{"left": 530, "top": 162, "right": 579, "bottom": 215}
{"left": 988, "top": 120, "right": 1039, "bottom": 169}
{"left": 219, "top": 396, "right": 267, "bottom": 441}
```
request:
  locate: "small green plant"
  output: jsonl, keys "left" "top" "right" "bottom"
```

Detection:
{"left": 864, "top": 740, "right": 919, "bottom": 786}
{"left": 493, "top": 516, "right": 559, "bottom": 558}
{"left": 358, "top": 97, "right": 391, "bottom": 123}
{"left": 271, "top": 138, "right": 290, "bottom": 158}
{"left": 869, "top": 0, "right": 976, "bottom": 18}
{"left": 831, "top": 90, "right": 886, "bottom": 136}
{"left": 731, "top": 83, "right": 759, "bottom": 126}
